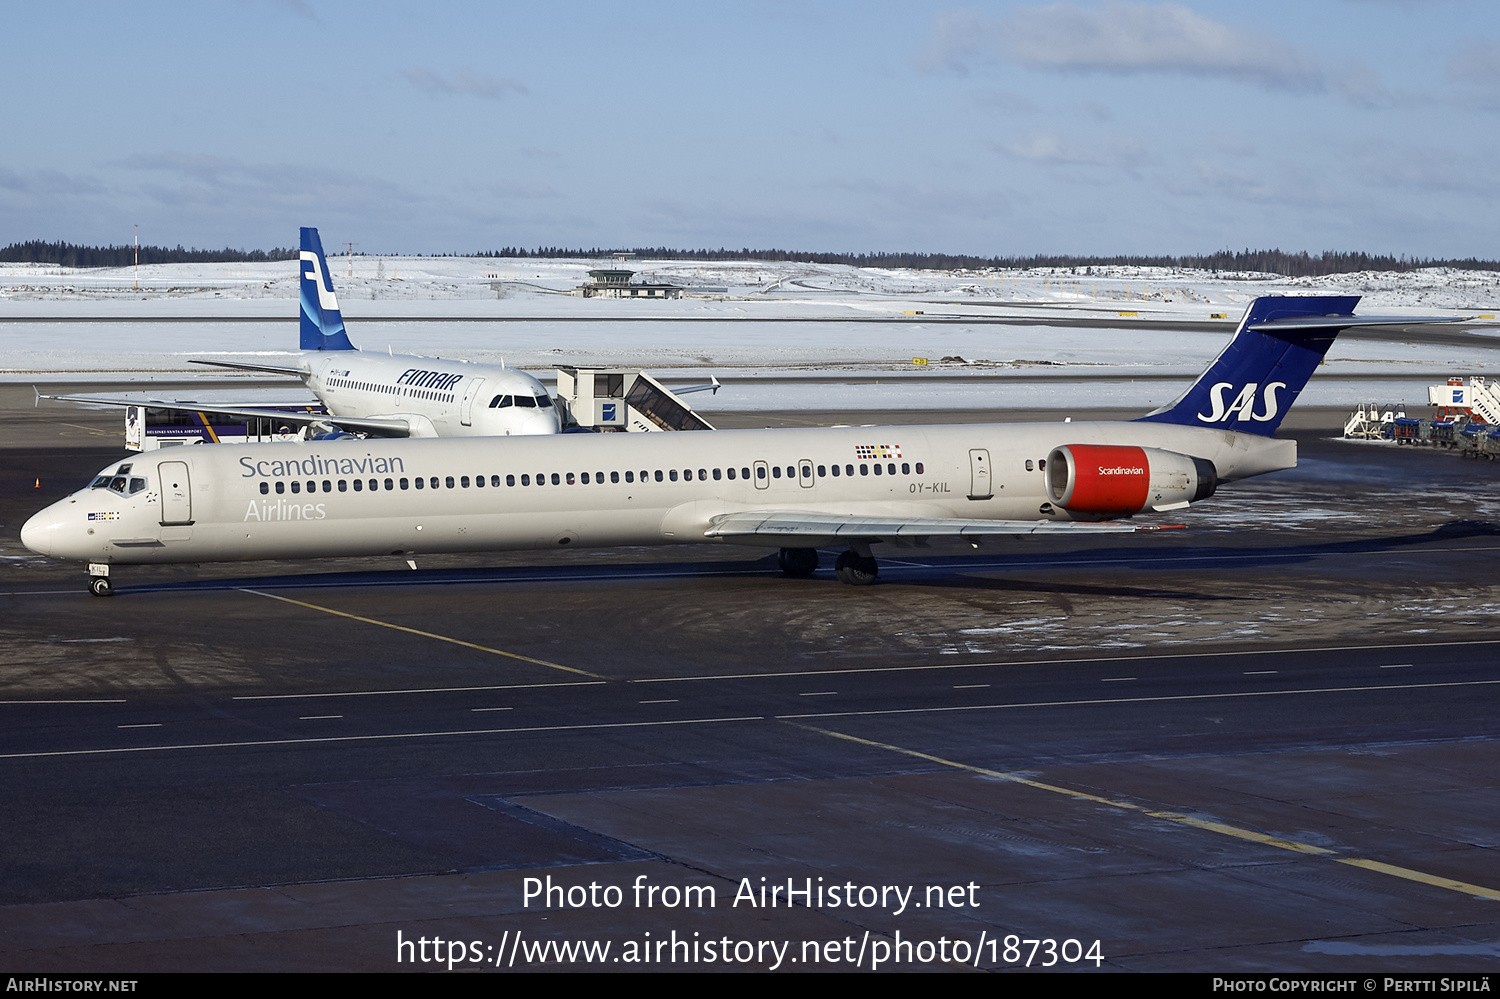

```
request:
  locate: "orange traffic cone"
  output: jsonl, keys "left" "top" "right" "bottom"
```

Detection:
{"left": 34, "top": 478, "right": 40, "bottom": 488}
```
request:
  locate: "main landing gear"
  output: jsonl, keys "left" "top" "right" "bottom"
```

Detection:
{"left": 833, "top": 550, "right": 879, "bottom": 586}
{"left": 777, "top": 547, "right": 820, "bottom": 577}
{"left": 777, "top": 546, "right": 880, "bottom": 584}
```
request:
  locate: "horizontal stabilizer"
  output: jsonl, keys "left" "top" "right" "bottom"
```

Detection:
{"left": 1248, "top": 313, "right": 1457, "bottom": 332}
{"left": 190, "top": 358, "right": 305, "bottom": 376}
{"left": 1138, "top": 295, "right": 1461, "bottom": 436}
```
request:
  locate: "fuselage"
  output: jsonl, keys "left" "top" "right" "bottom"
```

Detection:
{"left": 300, "top": 351, "right": 562, "bottom": 437}
{"left": 22, "top": 420, "right": 1294, "bottom": 566}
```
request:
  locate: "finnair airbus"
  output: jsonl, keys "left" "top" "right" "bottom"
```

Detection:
{"left": 49, "top": 228, "right": 562, "bottom": 439}
{"left": 24, "top": 296, "right": 1443, "bottom": 595}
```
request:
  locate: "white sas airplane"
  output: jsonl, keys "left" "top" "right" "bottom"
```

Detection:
{"left": 46, "top": 227, "right": 563, "bottom": 440}
{"left": 23, "top": 296, "right": 1446, "bottom": 595}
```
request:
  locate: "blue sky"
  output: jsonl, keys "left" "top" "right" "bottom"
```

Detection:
{"left": 3, "top": 1, "right": 1497, "bottom": 257}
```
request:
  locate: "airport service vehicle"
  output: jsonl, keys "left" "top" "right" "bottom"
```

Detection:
{"left": 47, "top": 227, "right": 563, "bottom": 440}
{"left": 23, "top": 297, "right": 1447, "bottom": 594}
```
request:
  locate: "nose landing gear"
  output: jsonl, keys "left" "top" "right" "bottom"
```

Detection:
{"left": 86, "top": 563, "right": 114, "bottom": 597}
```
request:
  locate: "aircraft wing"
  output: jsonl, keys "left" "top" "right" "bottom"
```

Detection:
{"left": 703, "top": 511, "right": 1144, "bottom": 543}
{"left": 190, "top": 358, "right": 305, "bottom": 376}
{"left": 40, "top": 392, "right": 415, "bottom": 437}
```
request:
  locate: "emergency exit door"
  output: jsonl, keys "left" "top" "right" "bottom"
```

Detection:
{"left": 967, "top": 449, "right": 992, "bottom": 500}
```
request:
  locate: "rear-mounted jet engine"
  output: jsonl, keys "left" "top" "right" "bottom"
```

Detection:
{"left": 1045, "top": 444, "right": 1217, "bottom": 516}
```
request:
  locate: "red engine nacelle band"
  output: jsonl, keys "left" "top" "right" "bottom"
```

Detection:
{"left": 1046, "top": 444, "right": 1152, "bottom": 514}
{"left": 1046, "top": 444, "right": 1217, "bottom": 515}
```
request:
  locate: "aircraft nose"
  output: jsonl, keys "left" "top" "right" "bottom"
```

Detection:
{"left": 21, "top": 503, "right": 64, "bottom": 557}
{"left": 525, "top": 411, "right": 561, "bottom": 435}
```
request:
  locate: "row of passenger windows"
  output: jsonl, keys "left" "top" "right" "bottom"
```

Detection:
{"left": 255, "top": 461, "right": 926, "bottom": 495}
{"left": 328, "top": 377, "right": 452, "bottom": 402}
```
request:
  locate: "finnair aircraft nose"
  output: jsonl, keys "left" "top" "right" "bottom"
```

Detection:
{"left": 20, "top": 503, "right": 64, "bottom": 557}
{"left": 526, "top": 410, "right": 562, "bottom": 435}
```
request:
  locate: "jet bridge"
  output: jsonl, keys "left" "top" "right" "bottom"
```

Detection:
{"left": 555, "top": 367, "right": 716, "bottom": 432}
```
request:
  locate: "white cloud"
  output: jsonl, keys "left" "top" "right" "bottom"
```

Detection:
{"left": 965, "top": 88, "right": 1038, "bottom": 114}
{"left": 263, "top": 0, "right": 319, "bottom": 21}
{"left": 1354, "top": 146, "right": 1493, "bottom": 195}
{"left": 920, "top": 3, "right": 1376, "bottom": 101}
{"left": 0, "top": 165, "right": 106, "bottom": 199}
{"left": 996, "top": 131, "right": 1145, "bottom": 169}
{"left": 1164, "top": 157, "right": 1299, "bottom": 204}
{"left": 1330, "top": 60, "right": 1395, "bottom": 109}
{"left": 1449, "top": 38, "right": 1500, "bottom": 86}
{"left": 115, "top": 153, "right": 243, "bottom": 185}
{"left": 401, "top": 68, "right": 529, "bottom": 100}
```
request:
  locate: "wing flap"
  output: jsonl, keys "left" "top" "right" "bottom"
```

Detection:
{"left": 704, "top": 511, "right": 1140, "bottom": 541}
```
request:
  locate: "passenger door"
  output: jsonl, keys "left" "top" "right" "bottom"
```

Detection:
{"left": 460, "top": 378, "right": 486, "bottom": 427}
{"left": 159, "top": 461, "right": 193, "bottom": 524}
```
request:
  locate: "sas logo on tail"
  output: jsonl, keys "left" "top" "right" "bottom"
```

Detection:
{"left": 1196, "top": 381, "right": 1287, "bottom": 424}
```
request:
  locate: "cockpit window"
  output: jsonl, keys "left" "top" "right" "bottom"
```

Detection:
{"left": 91, "top": 470, "right": 148, "bottom": 493}
{"left": 536, "top": 394, "right": 553, "bottom": 409}
{"left": 514, "top": 395, "right": 537, "bottom": 408}
{"left": 490, "top": 395, "right": 513, "bottom": 408}
{"left": 116, "top": 464, "right": 132, "bottom": 475}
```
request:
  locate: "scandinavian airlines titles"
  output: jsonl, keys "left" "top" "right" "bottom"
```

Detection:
{"left": 238, "top": 453, "right": 406, "bottom": 478}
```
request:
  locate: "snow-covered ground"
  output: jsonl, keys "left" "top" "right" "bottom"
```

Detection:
{"left": 5, "top": 255, "right": 1500, "bottom": 310}
{"left": 3, "top": 257, "right": 1497, "bottom": 411}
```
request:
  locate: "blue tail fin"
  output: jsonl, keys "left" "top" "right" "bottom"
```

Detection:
{"left": 299, "top": 227, "right": 356, "bottom": 351}
{"left": 1137, "top": 295, "right": 1361, "bottom": 436}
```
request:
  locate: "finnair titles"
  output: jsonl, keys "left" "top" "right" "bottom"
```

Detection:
{"left": 22, "top": 296, "right": 1453, "bottom": 594}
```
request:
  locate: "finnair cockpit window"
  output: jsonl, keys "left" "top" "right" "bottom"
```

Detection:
{"left": 489, "top": 393, "right": 551, "bottom": 408}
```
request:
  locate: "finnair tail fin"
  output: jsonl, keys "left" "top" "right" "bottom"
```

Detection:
{"left": 1138, "top": 295, "right": 1371, "bottom": 436}
{"left": 299, "top": 227, "right": 356, "bottom": 351}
